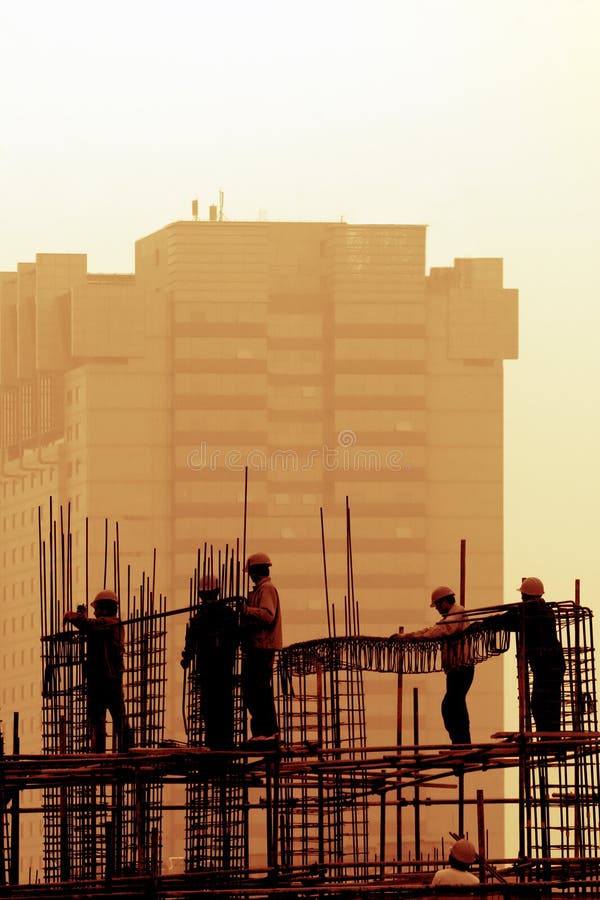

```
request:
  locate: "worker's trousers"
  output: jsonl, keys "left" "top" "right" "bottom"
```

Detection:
{"left": 441, "top": 666, "right": 474, "bottom": 744}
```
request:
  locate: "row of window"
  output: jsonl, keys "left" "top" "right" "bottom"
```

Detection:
{"left": 66, "top": 387, "right": 82, "bottom": 406}
{"left": 1, "top": 468, "right": 55, "bottom": 498}
{"left": 1, "top": 579, "right": 37, "bottom": 601}
{"left": 2, "top": 542, "right": 37, "bottom": 563}
{"left": 0, "top": 618, "right": 36, "bottom": 638}
{"left": 1, "top": 678, "right": 38, "bottom": 699}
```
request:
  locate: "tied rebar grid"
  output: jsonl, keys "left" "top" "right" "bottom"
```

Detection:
{"left": 39, "top": 501, "right": 166, "bottom": 882}
{"left": 0, "top": 729, "right": 11, "bottom": 885}
{"left": 276, "top": 498, "right": 371, "bottom": 878}
{"left": 523, "top": 601, "right": 600, "bottom": 890}
{"left": 120, "top": 560, "right": 167, "bottom": 876}
{"left": 184, "top": 544, "right": 246, "bottom": 875}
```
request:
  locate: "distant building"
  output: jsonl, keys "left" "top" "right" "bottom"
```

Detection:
{"left": 0, "top": 216, "right": 517, "bottom": 871}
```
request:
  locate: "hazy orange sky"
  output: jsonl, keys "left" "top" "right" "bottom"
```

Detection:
{"left": 1, "top": 0, "right": 598, "bottom": 619}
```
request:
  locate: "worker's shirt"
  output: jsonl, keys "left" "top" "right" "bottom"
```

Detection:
{"left": 243, "top": 576, "right": 282, "bottom": 650}
{"left": 64, "top": 612, "right": 125, "bottom": 680}
{"left": 182, "top": 602, "right": 240, "bottom": 673}
{"left": 502, "top": 599, "right": 564, "bottom": 668}
{"left": 432, "top": 866, "right": 480, "bottom": 886}
{"left": 405, "top": 603, "right": 472, "bottom": 672}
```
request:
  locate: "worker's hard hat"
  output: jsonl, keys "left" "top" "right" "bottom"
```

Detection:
{"left": 198, "top": 574, "right": 219, "bottom": 592}
{"left": 430, "top": 586, "right": 455, "bottom": 607}
{"left": 517, "top": 576, "right": 544, "bottom": 597}
{"left": 245, "top": 552, "right": 272, "bottom": 571}
{"left": 91, "top": 589, "right": 119, "bottom": 610}
{"left": 450, "top": 838, "right": 477, "bottom": 865}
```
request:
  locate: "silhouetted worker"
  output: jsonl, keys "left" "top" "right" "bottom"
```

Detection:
{"left": 509, "top": 577, "right": 566, "bottom": 733}
{"left": 394, "top": 586, "right": 474, "bottom": 744}
{"left": 240, "top": 552, "right": 282, "bottom": 742}
{"left": 181, "top": 574, "right": 240, "bottom": 749}
{"left": 431, "top": 838, "right": 479, "bottom": 890}
{"left": 63, "top": 590, "right": 133, "bottom": 752}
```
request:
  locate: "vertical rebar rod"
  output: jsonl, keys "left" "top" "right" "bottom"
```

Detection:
{"left": 103, "top": 519, "right": 108, "bottom": 590}
{"left": 9, "top": 713, "right": 19, "bottom": 886}
{"left": 476, "top": 790, "right": 485, "bottom": 884}
{"left": 0, "top": 728, "right": 6, "bottom": 886}
{"left": 396, "top": 627, "right": 404, "bottom": 864}
{"left": 319, "top": 508, "right": 331, "bottom": 639}
{"left": 460, "top": 538, "right": 466, "bottom": 606}
{"left": 242, "top": 467, "right": 248, "bottom": 597}
{"left": 412, "top": 688, "right": 420, "bottom": 861}
{"left": 458, "top": 771, "right": 465, "bottom": 838}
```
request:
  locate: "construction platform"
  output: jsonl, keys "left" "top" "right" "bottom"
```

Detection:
{"left": 1, "top": 505, "right": 595, "bottom": 897}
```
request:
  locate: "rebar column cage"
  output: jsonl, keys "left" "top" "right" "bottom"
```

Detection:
{"left": 277, "top": 646, "right": 371, "bottom": 876}
{"left": 520, "top": 601, "right": 600, "bottom": 881}
{"left": 183, "top": 547, "right": 247, "bottom": 874}
{"left": 39, "top": 503, "right": 167, "bottom": 881}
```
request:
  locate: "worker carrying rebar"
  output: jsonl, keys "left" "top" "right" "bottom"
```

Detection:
{"left": 501, "top": 577, "right": 566, "bottom": 733}
{"left": 63, "top": 590, "right": 133, "bottom": 752}
{"left": 240, "top": 552, "right": 282, "bottom": 742}
{"left": 431, "top": 838, "right": 479, "bottom": 890}
{"left": 181, "top": 574, "right": 240, "bottom": 749}
{"left": 393, "top": 586, "right": 474, "bottom": 745}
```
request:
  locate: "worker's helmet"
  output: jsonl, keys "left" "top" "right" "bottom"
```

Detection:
{"left": 198, "top": 573, "right": 219, "bottom": 592}
{"left": 91, "top": 589, "right": 119, "bottom": 612}
{"left": 450, "top": 838, "right": 477, "bottom": 865}
{"left": 517, "top": 576, "right": 544, "bottom": 597}
{"left": 430, "top": 585, "right": 455, "bottom": 607}
{"left": 245, "top": 552, "right": 272, "bottom": 572}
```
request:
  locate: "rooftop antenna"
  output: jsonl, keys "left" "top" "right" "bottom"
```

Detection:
{"left": 218, "top": 190, "right": 224, "bottom": 222}
{"left": 191, "top": 198, "right": 199, "bottom": 221}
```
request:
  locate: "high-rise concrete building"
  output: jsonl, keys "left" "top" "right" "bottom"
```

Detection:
{"left": 0, "top": 216, "right": 518, "bottom": 871}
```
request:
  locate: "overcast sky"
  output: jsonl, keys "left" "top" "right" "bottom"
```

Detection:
{"left": 1, "top": 0, "right": 599, "bottom": 616}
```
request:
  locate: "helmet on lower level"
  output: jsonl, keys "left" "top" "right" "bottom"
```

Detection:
{"left": 450, "top": 838, "right": 476, "bottom": 864}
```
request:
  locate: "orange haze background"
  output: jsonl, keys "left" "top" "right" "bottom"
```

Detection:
{"left": 1, "top": 0, "right": 599, "bottom": 718}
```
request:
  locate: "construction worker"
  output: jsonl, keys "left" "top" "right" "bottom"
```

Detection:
{"left": 509, "top": 577, "right": 565, "bottom": 733}
{"left": 394, "top": 586, "right": 473, "bottom": 744}
{"left": 240, "top": 552, "right": 282, "bottom": 742}
{"left": 431, "top": 838, "right": 479, "bottom": 888}
{"left": 181, "top": 574, "right": 240, "bottom": 749}
{"left": 63, "top": 590, "right": 133, "bottom": 752}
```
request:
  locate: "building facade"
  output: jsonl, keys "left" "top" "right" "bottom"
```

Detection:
{"left": 0, "top": 217, "right": 517, "bottom": 871}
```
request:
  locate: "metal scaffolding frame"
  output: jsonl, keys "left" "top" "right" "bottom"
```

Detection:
{"left": 0, "top": 506, "right": 597, "bottom": 896}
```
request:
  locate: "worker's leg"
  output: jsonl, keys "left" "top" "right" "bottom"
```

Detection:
{"left": 441, "top": 666, "right": 474, "bottom": 744}
{"left": 531, "top": 657, "right": 565, "bottom": 733}
{"left": 242, "top": 649, "right": 278, "bottom": 738}
{"left": 87, "top": 687, "right": 107, "bottom": 753}
{"left": 106, "top": 679, "right": 133, "bottom": 751}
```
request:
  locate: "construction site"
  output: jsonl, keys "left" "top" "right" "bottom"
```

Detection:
{"left": 0, "top": 499, "right": 597, "bottom": 899}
